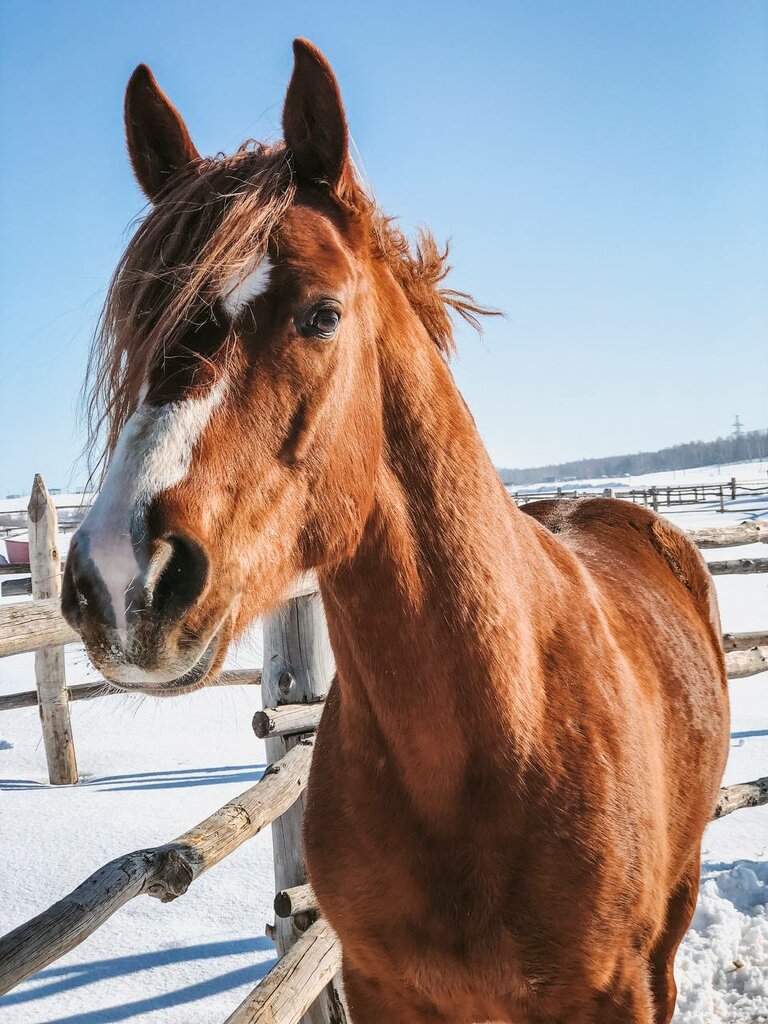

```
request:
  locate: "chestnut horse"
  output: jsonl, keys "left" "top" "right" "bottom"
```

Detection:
{"left": 63, "top": 40, "right": 729, "bottom": 1023}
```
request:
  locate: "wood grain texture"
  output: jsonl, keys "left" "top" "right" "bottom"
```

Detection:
{"left": 723, "top": 631, "right": 768, "bottom": 653}
{"left": 725, "top": 647, "right": 768, "bottom": 679}
{"left": 686, "top": 522, "right": 768, "bottom": 548}
{"left": 274, "top": 883, "right": 318, "bottom": 919}
{"left": 28, "top": 475, "right": 78, "bottom": 785}
{"left": 715, "top": 776, "right": 768, "bottom": 818}
{"left": 0, "top": 598, "right": 78, "bottom": 657}
{"left": 224, "top": 919, "right": 342, "bottom": 1024}
{"left": 253, "top": 702, "right": 324, "bottom": 739}
{"left": 707, "top": 557, "right": 768, "bottom": 576}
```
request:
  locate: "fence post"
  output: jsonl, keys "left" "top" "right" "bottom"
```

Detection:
{"left": 650, "top": 487, "right": 659, "bottom": 513}
{"left": 261, "top": 590, "right": 347, "bottom": 1024}
{"left": 730, "top": 477, "right": 737, "bottom": 501}
{"left": 28, "top": 475, "right": 78, "bottom": 786}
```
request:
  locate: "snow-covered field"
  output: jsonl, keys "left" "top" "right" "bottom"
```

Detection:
{"left": 0, "top": 465, "right": 766, "bottom": 1023}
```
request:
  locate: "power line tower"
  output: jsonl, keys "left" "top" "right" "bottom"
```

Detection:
{"left": 732, "top": 414, "right": 744, "bottom": 439}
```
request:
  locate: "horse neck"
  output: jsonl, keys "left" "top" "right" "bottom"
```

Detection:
{"left": 320, "top": 294, "right": 547, "bottom": 822}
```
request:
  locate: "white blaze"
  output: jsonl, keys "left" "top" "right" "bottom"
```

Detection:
{"left": 220, "top": 255, "right": 272, "bottom": 317}
{"left": 78, "top": 380, "right": 227, "bottom": 636}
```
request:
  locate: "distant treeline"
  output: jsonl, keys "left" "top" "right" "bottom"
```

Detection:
{"left": 498, "top": 429, "right": 768, "bottom": 486}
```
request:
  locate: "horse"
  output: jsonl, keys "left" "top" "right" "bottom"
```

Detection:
{"left": 62, "top": 39, "right": 729, "bottom": 1023}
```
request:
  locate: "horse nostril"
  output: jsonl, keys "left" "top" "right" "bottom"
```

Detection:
{"left": 61, "top": 557, "right": 81, "bottom": 629}
{"left": 149, "top": 534, "right": 210, "bottom": 622}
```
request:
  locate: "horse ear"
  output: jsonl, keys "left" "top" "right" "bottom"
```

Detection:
{"left": 124, "top": 64, "right": 200, "bottom": 201}
{"left": 283, "top": 39, "right": 351, "bottom": 193}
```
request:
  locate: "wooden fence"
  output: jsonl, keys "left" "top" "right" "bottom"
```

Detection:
{"left": 0, "top": 476, "right": 767, "bottom": 1022}
{"left": 509, "top": 477, "right": 768, "bottom": 514}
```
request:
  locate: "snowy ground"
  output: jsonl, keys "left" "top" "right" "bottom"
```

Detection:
{"left": 0, "top": 466, "right": 766, "bottom": 1023}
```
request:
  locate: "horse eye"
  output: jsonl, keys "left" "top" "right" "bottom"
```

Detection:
{"left": 300, "top": 305, "right": 341, "bottom": 340}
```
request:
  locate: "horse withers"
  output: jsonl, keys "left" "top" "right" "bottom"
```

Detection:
{"left": 62, "top": 40, "right": 729, "bottom": 1023}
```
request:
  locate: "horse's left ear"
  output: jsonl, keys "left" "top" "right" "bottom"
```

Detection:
{"left": 283, "top": 39, "right": 351, "bottom": 193}
{"left": 124, "top": 64, "right": 200, "bottom": 202}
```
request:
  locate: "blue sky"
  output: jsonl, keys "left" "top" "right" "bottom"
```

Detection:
{"left": 0, "top": 0, "right": 765, "bottom": 495}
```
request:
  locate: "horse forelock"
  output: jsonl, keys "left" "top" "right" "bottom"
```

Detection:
{"left": 84, "top": 139, "right": 497, "bottom": 484}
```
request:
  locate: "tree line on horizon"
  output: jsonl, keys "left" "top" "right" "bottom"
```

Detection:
{"left": 498, "top": 428, "right": 768, "bottom": 486}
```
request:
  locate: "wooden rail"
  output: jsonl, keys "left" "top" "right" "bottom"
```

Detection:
{"left": 687, "top": 522, "right": 768, "bottom": 548}
{"left": 275, "top": 883, "right": 318, "bottom": 919}
{"left": 0, "top": 740, "right": 313, "bottom": 995}
{"left": 253, "top": 702, "right": 324, "bottom": 740}
{"left": 224, "top": 918, "right": 342, "bottom": 1024}
{"left": 726, "top": 647, "right": 768, "bottom": 679}
{"left": 723, "top": 631, "right": 768, "bottom": 653}
{"left": 707, "top": 557, "right": 768, "bottom": 576}
{"left": 714, "top": 776, "right": 768, "bottom": 818}
{"left": 0, "top": 598, "right": 77, "bottom": 657}
{"left": 0, "top": 669, "right": 262, "bottom": 712}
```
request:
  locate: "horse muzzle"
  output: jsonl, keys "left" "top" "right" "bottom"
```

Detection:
{"left": 61, "top": 525, "right": 225, "bottom": 694}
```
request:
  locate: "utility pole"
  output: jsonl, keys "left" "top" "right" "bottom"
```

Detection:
{"left": 732, "top": 415, "right": 745, "bottom": 462}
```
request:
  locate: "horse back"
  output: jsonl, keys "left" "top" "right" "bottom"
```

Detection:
{"left": 521, "top": 496, "right": 723, "bottom": 650}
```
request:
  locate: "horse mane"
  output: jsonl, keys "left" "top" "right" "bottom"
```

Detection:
{"left": 86, "top": 142, "right": 497, "bottom": 472}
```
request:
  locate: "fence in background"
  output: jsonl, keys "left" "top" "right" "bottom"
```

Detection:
{"left": 509, "top": 477, "right": 768, "bottom": 514}
{"left": 0, "top": 476, "right": 767, "bottom": 1022}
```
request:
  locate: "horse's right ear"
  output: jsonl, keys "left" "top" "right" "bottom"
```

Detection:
{"left": 124, "top": 65, "right": 200, "bottom": 202}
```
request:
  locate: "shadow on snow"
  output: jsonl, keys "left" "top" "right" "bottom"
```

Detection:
{"left": 0, "top": 762, "right": 266, "bottom": 792}
{"left": 0, "top": 936, "right": 276, "bottom": 1022}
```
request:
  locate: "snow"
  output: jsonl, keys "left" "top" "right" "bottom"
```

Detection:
{"left": 0, "top": 465, "right": 766, "bottom": 1022}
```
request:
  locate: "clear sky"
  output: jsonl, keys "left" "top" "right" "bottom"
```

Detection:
{"left": 0, "top": 0, "right": 765, "bottom": 495}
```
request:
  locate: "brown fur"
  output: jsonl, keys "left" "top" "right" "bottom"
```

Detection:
{"left": 71, "top": 40, "right": 729, "bottom": 1023}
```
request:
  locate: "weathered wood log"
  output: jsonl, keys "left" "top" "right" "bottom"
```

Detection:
{"left": 0, "top": 740, "right": 313, "bottom": 995}
{"left": 707, "top": 557, "right": 768, "bottom": 576}
{"left": 725, "top": 647, "right": 768, "bottom": 679}
{"left": 0, "top": 682, "right": 111, "bottom": 711}
{"left": 0, "top": 668, "right": 262, "bottom": 713}
{"left": 224, "top": 918, "right": 342, "bottom": 1024}
{"left": 253, "top": 702, "right": 324, "bottom": 740}
{"left": 29, "top": 476, "right": 78, "bottom": 785}
{"left": 261, "top": 592, "right": 346, "bottom": 1024}
{"left": 687, "top": 521, "right": 768, "bottom": 548}
{"left": 723, "top": 631, "right": 768, "bottom": 653}
{"left": 714, "top": 776, "right": 768, "bottom": 819}
{"left": 274, "top": 883, "right": 318, "bottom": 920}
{"left": 0, "top": 598, "right": 77, "bottom": 657}
{"left": 210, "top": 668, "right": 262, "bottom": 687}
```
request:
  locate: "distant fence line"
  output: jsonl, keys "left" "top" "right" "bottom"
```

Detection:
{"left": 0, "top": 474, "right": 766, "bottom": 1023}
{"left": 508, "top": 477, "right": 767, "bottom": 513}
